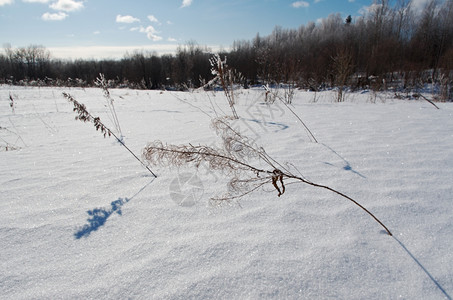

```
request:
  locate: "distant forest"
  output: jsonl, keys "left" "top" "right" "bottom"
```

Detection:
{"left": 1, "top": 0, "right": 452, "bottom": 100}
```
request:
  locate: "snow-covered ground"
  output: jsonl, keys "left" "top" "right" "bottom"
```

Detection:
{"left": 1, "top": 86, "right": 452, "bottom": 299}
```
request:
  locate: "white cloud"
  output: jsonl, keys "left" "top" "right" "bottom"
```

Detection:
{"left": 168, "top": 37, "right": 177, "bottom": 42}
{"left": 148, "top": 15, "right": 162, "bottom": 26}
{"left": 93, "top": 31, "right": 100, "bottom": 35}
{"left": 410, "top": 0, "right": 430, "bottom": 14}
{"left": 180, "top": 0, "right": 192, "bottom": 8}
{"left": 48, "top": 45, "right": 227, "bottom": 60}
{"left": 140, "top": 25, "right": 163, "bottom": 41}
{"left": 131, "top": 25, "right": 163, "bottom": 41}
{"left": 42, "top": 11, "right": 68, "bottom": 20}
{"left": 0, "top": 0, "right": 14, "bottom": 6}
{"left": 292, "top": 1, "right": 309, "bottom": 8}
{"left": 50, "top": 0, "right": 84, "bottom": 12}
{"left": 359, "top": 3, "right": 383, "bottom": 15}
{"left": 116, "top": 14, "right": 140, "bottom": 23}
{"left": 147, "top": 15, "right": 159, "bottom": 23}
{"left": 23, "top": 0, "right": 50, "bottom": 3}
{"left": 149, "top": 35, "right": 163, "bottom": 42}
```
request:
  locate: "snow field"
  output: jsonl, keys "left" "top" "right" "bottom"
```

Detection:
{"left": 1, "top": 86, "right": 452, "bottom": 299}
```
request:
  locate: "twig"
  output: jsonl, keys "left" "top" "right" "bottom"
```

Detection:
{"left": 288, "top": 174, "right": 392, "bottom": 236}
{"left": 9, "top": 93, "right": 15, "bottom": 114}
{"left": 95, "top": 74, "right": 123, "bottom": 137}
{"left": 143, "top": 117, "right": 391, "bottom": 236}
{"left": 63, "top": 92, "right": 157, "bottom": 178}
{"left": 263, "top": 85, "right": 318, "bottom": 143}
{"left": 209, "top": 54, "right": 241, "bottom": 119}
{"left": 416, "top": 93, "right": 440, "bottom": 109}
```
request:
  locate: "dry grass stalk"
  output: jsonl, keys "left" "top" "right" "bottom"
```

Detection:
{"left": 63, "top": 92, "right": 157, "bottom": 178}
{"left": 9, "top": 93, "right": 15, "bottom": 114}
{"left": 0, "top": 119, "right": 26, "bottom": 151}
{"left": 263, "top": 85, "right": 318, "bottom": 143}
{"left": 0, "top": 129, "right": 20, "bottom": 151}
{"left": 142, "top": 117, "right": 392, "bottom": 236}
{"left": 207, "top": 54, "right": 242, "bottom": 119}
{"left": 95, "top": 73, "right": 123, "bottom": 138}
{"left": 414, "top": 93, "right": 440, "bottom": 109}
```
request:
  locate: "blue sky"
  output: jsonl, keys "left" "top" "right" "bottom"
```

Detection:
{"left": 0, "top": 0, "right": 432, "bottom": 59}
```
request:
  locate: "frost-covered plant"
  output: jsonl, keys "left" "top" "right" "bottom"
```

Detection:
{"left": 95, "top": 73, "right": 123, "bottom": 139}
{"left": 284, "top": 82, "right": 297, "bottom": 104}
{"left": 264, "top": 83, "right": 296, "bottom": 105}
{"left": 142, "top": 117, "right": 391, "bottom": 236}
{"left": 63, "top": 92, "right": 157, "bottom": 177}
{"left": 207, "top": 54, "right": 243, "bottom": 119}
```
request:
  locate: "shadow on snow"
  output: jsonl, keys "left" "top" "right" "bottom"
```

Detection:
{"left": 74, "top": 198, "right": 130, "bottom": 239}
{"left": 321, "top": 143, "right": 367, "bottom": 179}
{"left": 392, "top": 235, "right": 452, "bottom": 300}
{"left": 74, "top": 179, "right": 155, "bottom": 239}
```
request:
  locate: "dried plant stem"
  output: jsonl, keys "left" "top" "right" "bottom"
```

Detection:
{"left": 286, "top": 173, "right": 392, "bottom": 236}
{"left": 0, "top": 118, "right": 27, "bottom": 151}
{"left": 280, "top": 100, "right": 318, "bottom": 143}
{"left": 143, "top": 117, "right": 392, "bottom": 236}
{"left": 145, "top": 143, "right": 270, "bottom": 175}
{"left": 416, "top": 93, "right": 440, "bottom": 109}
{"left": 9, "top": 93, "right": 15, "bottom": 114}
{"left": 95, "top": 73, "right": 123, "bottom": 137}
{"left": 112, "top": 131, "right": 157, "bottom": 177}
{"left": 63, "top": 92, "right": 157, "bottom": 178}
{"left": 209, "top": 54, "right": 241, "bottom": 119}
{"left": 263, "top": 85, "right": 318, "bottom": 143}
{"left": 218, "top": 71, "right": 239, "bottom": 119}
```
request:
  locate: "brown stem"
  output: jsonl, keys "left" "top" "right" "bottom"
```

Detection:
{"left": 146, "top": 145, "right": 271, "bottom": 176}
{"left": 288, "top": 174, "right": 392, "bottom": 236}
{"left": 63, "top": 92, "right": 157, "bottom": 178}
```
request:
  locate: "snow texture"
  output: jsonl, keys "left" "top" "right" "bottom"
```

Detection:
{"left": 1, "top": 86, "right": 452, "bottom": 299}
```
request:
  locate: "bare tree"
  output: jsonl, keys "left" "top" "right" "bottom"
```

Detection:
{"left": 332, "top": 47, "right": 354, "bottom": 102}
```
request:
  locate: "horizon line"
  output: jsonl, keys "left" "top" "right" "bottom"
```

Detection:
{"left": 45, "top": 44, "right": 230, "bottom": 60}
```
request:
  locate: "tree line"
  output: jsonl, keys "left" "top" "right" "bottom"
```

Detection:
{"left": 1, "top": 0, "right": 452, "bottom": 100}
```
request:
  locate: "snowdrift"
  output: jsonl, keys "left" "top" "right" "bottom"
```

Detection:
{"left": 1, "top": 86, "right": 452, "bottom": 299}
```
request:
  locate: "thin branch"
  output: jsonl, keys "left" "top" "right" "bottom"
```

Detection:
{"left": 63, "top": 92, "right": 157, "bottom": 178}
{"left": 285, "top": 173, "right": 392, "bottom": 236}
{"left": 143, "top": 142, "right": 270, "bottom": 176}
{"left": 263, "top": 85, "right": 318, "bottom": 143}
{"left": 210, "top": 180, "right": 269, "bottom": 203}
{"left": 95, "top": 73, "right": 123, "bottom": 137}
{"left": 9, "top": 93, "right": 15, "bottom": 114}
{"left": 209, "top": 54, "right": 241, "bottom": 119}
{"left": 416, "top": 93, "right": 440, "bottom": 109}
{"left": 143, "top": 117, "right": 392, "bottom": 236}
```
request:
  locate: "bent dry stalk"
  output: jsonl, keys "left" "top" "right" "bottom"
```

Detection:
{"left": 142, "top": 117, "right": 391, "bottom": 236}
{"left": 263, "top": 85, "right": 318, "bottom": 143}
{"left": 95, "top": 73, "right": 124, "bottom": 137}
{"left": 208, "top": 54, "right": 241, "bottom": 119}
{"left": 63, "top": 92, "right": 157, "bottom": 178}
